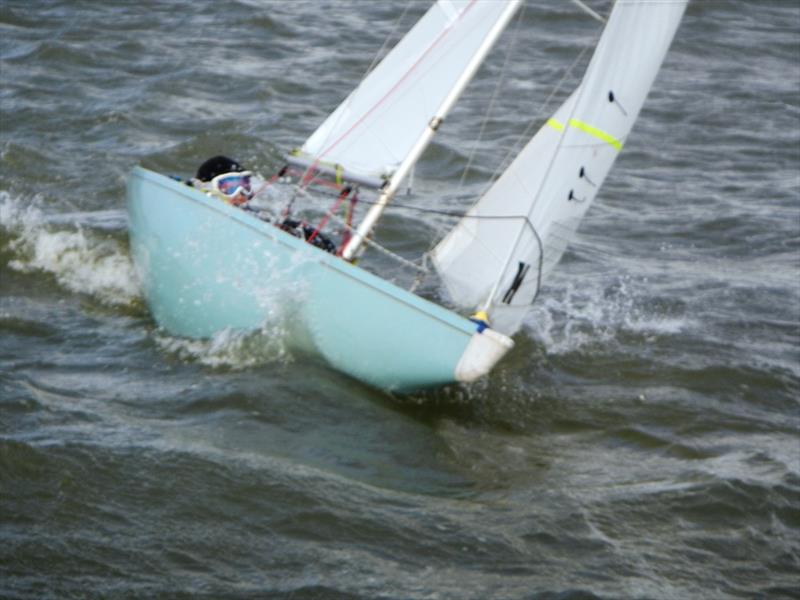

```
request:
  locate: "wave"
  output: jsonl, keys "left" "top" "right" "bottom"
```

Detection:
{"left": 0, "top": 191, "right": 302, "bottom": 371}
{"left": 153, "top": 323, "right": 293, "bottom": 370}
{"left": 0, "top": 191, "right": 140, "bottom": 307}
{"left": 524, "top": 275, "right": 694, "bottom": 355}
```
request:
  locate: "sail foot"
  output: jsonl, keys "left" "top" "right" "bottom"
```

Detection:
{"left": 285, "top": 152, "right": 387, "bottom": 190}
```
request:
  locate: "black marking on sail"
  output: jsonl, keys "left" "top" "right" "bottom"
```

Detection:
{"left": 608, "top": 90, "right": 628, "bottom": 116}
{"left": 502, "top": 262, "right": 530, "bottom": 304}
{"left": 579, "top": 166, "right": 596, "bottom": 187}
{"left": 568, "top": 189, "right": 586, "bottom": 203}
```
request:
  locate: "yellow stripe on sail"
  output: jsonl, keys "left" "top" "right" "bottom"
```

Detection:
{"left": 546, "top": 117, "right": 623, "bottom": 152}
{"left": 568, "top": 118, "right": 623, "bottom": 151}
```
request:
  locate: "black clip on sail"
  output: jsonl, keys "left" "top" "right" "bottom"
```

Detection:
{"left": 502, "top": 261, "right": 530, "bottom": 304}
{"left": 608, "top": 90, "right": 628, "bottom": 116}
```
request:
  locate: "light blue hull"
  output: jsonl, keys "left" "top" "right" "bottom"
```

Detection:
{"left": 127, "top": 167, "right": 507, "bottom": 391}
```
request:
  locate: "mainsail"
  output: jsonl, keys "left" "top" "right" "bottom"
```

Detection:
{"left": 291, "top": 0, "right": 521, "bottom": 188}
{"left": 432, "top": 0, "right": 688, "bottom": 336}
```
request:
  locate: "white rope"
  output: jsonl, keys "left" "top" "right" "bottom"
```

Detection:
{"left": 329, "top": 211, "right": 428, "bottom": 274}
{"left": 363, "top": 1, "right": 415, "bottom": 77}
{"left": 291, "top": 184, "right": 428, "bottom": 274}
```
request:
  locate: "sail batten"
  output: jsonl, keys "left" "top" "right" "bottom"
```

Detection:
{"left": 432, "top": 0, "right": 688, "bottom": 336}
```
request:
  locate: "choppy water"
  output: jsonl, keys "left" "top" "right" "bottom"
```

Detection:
{"left": 1, "top": 1, "right": 798, "bottom": 598}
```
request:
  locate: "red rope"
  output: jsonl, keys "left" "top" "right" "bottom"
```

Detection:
{"left": 277, "top": 167, "right": 349, "bottom": 219}
{"left": 307, "top": 187, "right": 351, "bottom": 245}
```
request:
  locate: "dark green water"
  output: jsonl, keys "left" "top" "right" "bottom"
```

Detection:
{"left": 1, "top": 1, "right": 798, "bottom": 598}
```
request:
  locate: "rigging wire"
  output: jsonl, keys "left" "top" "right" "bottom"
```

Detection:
{"left": 570, "top": 0, "right": 606, "bottom": 23}
{"left": 268, "top": 171, "right": 528, "bottom": 223}
{"left": 479, "top": 40, "right": 595, "bottom": 199}
{"left": 288, "top": 1, "right": 414, "bottom": 202}
{"left": 290, "top": 184, "right": 428, "bottom": 274}
{"left": 363, "top": 1, "right": 415, "bottom": 77}
{"left": 337, "top": 195, "right": 529, "bottom": 223}
{"left": 316, "top": 1, "right": 414, "bottom": 148}
{"left": 457, "top": 2, "right": 526, "bottom": 189}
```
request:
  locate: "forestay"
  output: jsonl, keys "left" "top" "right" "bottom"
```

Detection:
{"left": 292, "top": 0, "right": 521, "bottom": 188}
{"left": 432, "top": 0, "right": 688, "bottom": 336}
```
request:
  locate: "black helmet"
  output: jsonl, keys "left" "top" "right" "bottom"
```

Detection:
{"left": 196, "top": 155, "right": 246, "bottom": 182}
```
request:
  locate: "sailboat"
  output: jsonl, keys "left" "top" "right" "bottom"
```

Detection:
{"left": 127, "top": 0, "right": 687, "bottom": 391}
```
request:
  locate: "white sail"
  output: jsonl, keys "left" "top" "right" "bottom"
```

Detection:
{"left": 432, "top": 0, "right": 688, "bottom": 335}
{"left": 292, "top": 0, "right": 521, "bottom": 188}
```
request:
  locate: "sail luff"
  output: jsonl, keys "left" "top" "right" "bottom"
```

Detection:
{"left": 340, "top": 0, "right": 521, "bottom": 261}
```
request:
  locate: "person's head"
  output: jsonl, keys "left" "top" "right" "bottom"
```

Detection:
{"left": 196, "top": 155, "right": 253, "bottom": 205}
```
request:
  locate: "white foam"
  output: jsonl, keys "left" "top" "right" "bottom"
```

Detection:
{"left": 0, "top": 191, "right": 141, "bottom": 306}
{"left": 154, "top": 323, "right": 292, "bottom": 370}
{"left": 524, "top": 276, "right": 694, "bottom": 354}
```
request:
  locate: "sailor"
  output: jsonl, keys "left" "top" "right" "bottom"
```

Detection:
{"left": 194, "top": 155, "right": 253, "bottom": 207}
{"left": 194, "top": 155, "right": 337, "bottom": 254}
{"left": 278, "top": 217, "right": 337, "bottom": 253}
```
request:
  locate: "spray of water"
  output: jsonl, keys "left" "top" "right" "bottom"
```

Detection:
{"left": 1, "top": 192, "right": 296, "bottom": 369}
{"left": 0, "top": 192, "right": 140, "bottom": 306}
{"left": 153, "top": 321, "right": 293, "bottom": 370}
{"left": 524, "top": 275, "right": 694, "bottom": 355}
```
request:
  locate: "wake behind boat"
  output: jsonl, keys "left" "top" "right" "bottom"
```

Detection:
{"left": 127, "top": 0, "right": 687, "bottom": 391}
